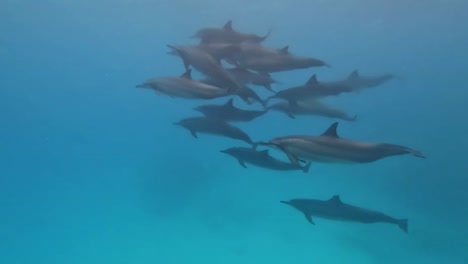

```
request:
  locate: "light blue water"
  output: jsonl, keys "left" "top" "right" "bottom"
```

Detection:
{"left": 1, "top": 1, "right": 467, "bottom": 263}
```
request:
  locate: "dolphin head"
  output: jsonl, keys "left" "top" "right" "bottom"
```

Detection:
{"left": 136, "top": 82, "right": 152, "bottom": 89}
{"left": 219, "top": 148, "right": 235, "bottom": 155}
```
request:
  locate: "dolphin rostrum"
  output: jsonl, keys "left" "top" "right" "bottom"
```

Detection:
{"left": 192, "top": 20, "right": 270, "bottom": 45}
{"left": 281, "top": 195, "right": 408, "bottom": 233}
{"left": 267, "top": 100, "right": 357, "bottom": 121}
{"left": 136, "top": 69, "right": 228, "bottom": 99}
{"left": 257, "top": 122, "right": 425, "bottom": 166}
{"left": 174, "top": 117, "right": 254, "bottom": 145}
{"left": 194, "top": 98, "right": 268, "bottom": 122}
{"left": 220, "top": 147, "right": 311, "bottom": 173}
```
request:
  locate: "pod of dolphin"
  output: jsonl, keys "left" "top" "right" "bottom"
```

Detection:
{"left": 137, "top": 21, "right": 426, "bottom": 234}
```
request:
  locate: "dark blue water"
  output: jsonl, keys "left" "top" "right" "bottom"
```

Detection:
{"left": 1, "top": 1, "right": 467, "bottom": 263}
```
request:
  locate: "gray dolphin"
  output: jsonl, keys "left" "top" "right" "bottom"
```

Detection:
{"left": 268, "top": 100, "right": 357, "bottom": 121}
{"left": 136, "top": 69, "right": 228, "bottom": 99}
{"left": 346, "top": 70, "right": 396, "bottom": 91}
{"left": 194, "top": 98, "right": 268, "bottom": 122}
{"left": 167, "top": 45, "right": 241, "bottom": 91}
{"left": 174, "top": 117, "right": 254, "bottom": 145}
{"left": 224, "top": 43, "right": 289, "bottom": 66}
{"left": 192, "top": 20, "right": 270, "bottom": 44}
{"left": 220, "top": 147, "right": 311, "bottom": 173}
{"left": 257, "top": 122, "right": 425, "bottom": 166}
{"left": 236, "top": 47, "right": 328, "bottom": 73}
{"left": 281, "top": 195, "right": 408, "bottom": 233}
{"left": 226, "top": 67, "right": 278, "bottom": 92}
{"left": 267, "top": 74, "right": 353, "bottom": 105}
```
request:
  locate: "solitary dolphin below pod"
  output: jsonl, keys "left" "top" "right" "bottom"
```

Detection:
{"left": 281, "top": 195, "right": 408, "bottom": 233}
{"left": 257, "top": 122, "right": 425, "bottom": 166}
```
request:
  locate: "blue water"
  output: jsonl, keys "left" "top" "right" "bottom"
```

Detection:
{"left": 1, "top": 1, "right": 467, "bottom": 263}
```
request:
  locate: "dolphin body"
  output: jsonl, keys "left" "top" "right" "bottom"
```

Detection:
{"left": 174, "top": 117, "right": 254, "bottom": 145}
{"left": 258, "top": 122, "right": 425, "bottom": 166}
{"left": 136, "top": 69, "right": 228, "bottom": 99}
{"left": 192, "top": 20, "right": 270, "bottom": 45}
{"left": 167, "top": 45, "right": 241, "bottom": 91}
{"left": 220, "top": 147, "right": 311, "bottom": 173}
{"left": 268, "top": 74, "right": 353, "bottom": 105}
{"left": 235, "top": 47, "right": 328, "bottom": 73}
{"left": 194, "top": 98, "right": 268, "bottom": 122}
{"left": 281, "top": 195, "right": 408, "bottom": 233}
{"left": 268, "top": 100, "right": 357, "bottom": 121}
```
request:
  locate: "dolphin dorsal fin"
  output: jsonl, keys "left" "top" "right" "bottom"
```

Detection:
{"left": 279, "top": 46, "right": 289, "bottom": 54}
{"left": 349, "top": 70, "right": 359, "bottom": 80}
{"left": 224, "top": 98, "right": 234, "bottom": 108}
{"left": 328, "top": 195, "right": 342, "bottom": 205}
{"left": 180, "top": 69, "right": 192, "bottom": 79}
{"left": 223, "top": 20, "right": 233, "bottom": 31}
{"left": 321, "top": 122, "right": 339, "bottom": 138}
{"left": 306, "top": 74, "right": 318, "bottom": 86}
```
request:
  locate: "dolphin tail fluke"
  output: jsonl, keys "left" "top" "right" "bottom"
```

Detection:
{"left": 397, "top": 219, "right": 408, "bottom": 234}
{"left": 302, "top": 162, "right": 312, "bottom": 173}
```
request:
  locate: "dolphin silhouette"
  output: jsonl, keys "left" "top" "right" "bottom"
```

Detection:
{"left": 281, "top": 195, "right": 408, "bottom": 233}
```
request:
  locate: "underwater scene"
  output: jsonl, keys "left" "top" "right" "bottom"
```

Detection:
{"left": 1, "top": 1, "right": 468, "bottom": 263}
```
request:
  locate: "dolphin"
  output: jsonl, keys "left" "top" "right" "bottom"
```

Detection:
{"left": 136, "top": 69, "right": 228, "bottom": 99}
{"left": 192, "top": 20, "right": 270, "bottom": 44}
{"left": 224, "top": 43, "right": 290, "bottom": 66}
{"left": 194, "top": 98, "right": 268, "bottom": 122}
{"left": 167, "top": 45, "right": 241, "bottom": 91}
{"left": 346, "top": 70, "right": 396, "bottom": 91}
{"left": 174, "top": 117, "right": 254, "bottom": 145}
{"left": 267, "top": 74, "right": 353, "bottom": 105}
{"left": 226, "top": 67, "right": 278, "bottom": 92}
{"left": 268, "top": 100, "right": 357, "bottom": 121}
{"left": 257, "top": 122, "right": 425, "bottom": 166}
{"left": 281, "top": 195, "right": 408, "bottom": 233}
{"left": 235, "top": 47, "right": 328, "bottom": 73}
{"left": 220, "top": 147, "right": 311, "bottom": 173}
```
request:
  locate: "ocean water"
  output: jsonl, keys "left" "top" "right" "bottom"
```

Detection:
{"left": 1, "top": 0, "right": 468, "bottom": 263}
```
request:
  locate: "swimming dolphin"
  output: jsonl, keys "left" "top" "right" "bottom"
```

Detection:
{"left": 346, "top": 70, "right": 396, "bottom": 91}
{"left": 220, "top": 147, "right": 311, "bottom": 173}
{"left": 174, "top": 117, "right": 254, "bottom": 145}
{"left": 268, "top": 100, "right": 357, "bottom": 121}
{"left": 226, "top": 67, "right": 278, "bottom": 92}
{"left": 194, "top": 98, "right": 268, "bottom": 122}
{"left": 224, "top": 43, "right": 290, "bottom": 66}
{"left": 281, "top": 195, "right": 408, "bottom": 233}
{"left": 267, "top": 74, "right": 353, "bottom": 105}
{"left": 136, "top": 69, "right": 228, "bottom": 99}
{"left": 235, "top": 47, "right": 328, "bottom": 73}
{"left": 257, "top": 122, "right": 425, "bottom": 166}
{"left": 192, "top": 20, "right": 270, "bottom": 44}
{"left": 167, "top": 45, "right": 241, "bottom": 91}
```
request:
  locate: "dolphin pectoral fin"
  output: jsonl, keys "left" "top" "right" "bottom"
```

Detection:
{"left": 238, "top": 160, "right": 247, "bottom": 168}
{"left": 286, "top": 152, "right": 301, "bottom": 167}
{"left": 302, "top": 162, "right": 312, "bottom": 173}
{"left": 189, "top": 130, "right": 198, "bottom": 139}
{"left": 304, "top": 213, "right": 315, "bottom": 225}
{"left": 286, "top": 112, "right": 296, "bottom": 119}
